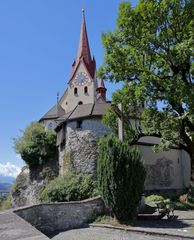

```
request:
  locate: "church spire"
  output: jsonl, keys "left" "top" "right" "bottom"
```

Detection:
{"left": 97, "top": 79, "right": 107, "bottom": 101}
{"left": 69, "top": 9, "right": 96, "bottom": 82}
{"left": 76, "top": 8, "right": 92, "bottom": 65}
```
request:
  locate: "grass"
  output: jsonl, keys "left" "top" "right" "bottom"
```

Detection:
{"left": 94, "top": 215, "right": 135, "bottom": 227}
{"left": 0, "top": 195, "right": 12, "bottom": 211}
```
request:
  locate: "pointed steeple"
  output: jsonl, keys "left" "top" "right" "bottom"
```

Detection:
{"left": 77, "top": 8, "right": 92, "bottom": 64}
{"left": 69, "top": 9, "right": 96, "bottom": 81}
{"left": 97, "top": 79, "right": 107, "bottom": 101}
{"left": 99, "top": 79, "right": 105, "bottom": 88}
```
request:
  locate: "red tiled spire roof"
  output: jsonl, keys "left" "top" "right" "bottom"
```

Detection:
{"left": 69, "top": 9, "right": 96, "bottom": 81}
{"left": 77, "top": 9, "right": 91, "bottom": 64}
{"left": 99, "top": 79, "right": 105, "bottom": 88}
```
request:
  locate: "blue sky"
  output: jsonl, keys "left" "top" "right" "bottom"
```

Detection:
{"left": 0, "top": 0, "right": 138, "bottom": 174}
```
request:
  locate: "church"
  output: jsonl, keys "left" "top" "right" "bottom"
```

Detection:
{"left": 40, "top": 10, "right": 190, "bottom": 194}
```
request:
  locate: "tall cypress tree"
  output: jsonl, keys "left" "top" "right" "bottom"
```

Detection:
{"left": 98, "top": 135, "right": 146, "bottom": 221}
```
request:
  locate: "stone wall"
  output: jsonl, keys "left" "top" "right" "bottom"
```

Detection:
{"left": 14, "top": 197, "right": 105, "bottom": 237}
{"left": 59, "top": 118, "right": 110, "bottom": 178}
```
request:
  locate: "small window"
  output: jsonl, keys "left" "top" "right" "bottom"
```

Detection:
{"left": 77, "top": 120, "right": 83, "bottom": 129}
{"left": 84, "top": 86, "right": 88, "bottom": 94}
{"left": 74, "top": 88, "right": 78, "bottom": 95}
{"left": 78, "top": 101, "right": 83, "bottom": 105}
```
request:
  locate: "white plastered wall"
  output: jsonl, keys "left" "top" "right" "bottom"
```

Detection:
{"left": 63, "top": 63, "right": 97, "bottom": 113}
{"left": 136, "top": 142, "right": 190, "bottom": 191}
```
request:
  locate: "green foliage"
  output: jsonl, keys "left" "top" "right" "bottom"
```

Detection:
{"left": 40, "top": 171, "right": 98, "bottom": 202}
{"left": 94, "top": 215, "right": 115, "bottom": 224}
{"left": 99, "top": 0, "right": 194, "bottom": 183}
{"left": 145, "top": 194, "right": 194, "bottom": 210}
{"left": 63, "top": 150, "right": 72, "bottom": 171}
{"left": 12, "top": 170, "right": 27, "bottom": 193}
{"left": 0, "top": 195, "right": 12, "bottom": 211}
{"left": 14, "top": 122, "right": 57, "bottom": 168}
{"left": 42, "top": 167, "right": 58, "bottom": 181}
{"left": 102, "top": 83, "right": 141, "bottom": 142}
{"left": 94, "top": 215, "right": 134, "bottom": 226}
{"left": 0, "top": 195, "right": 6, "bottom": 208}
{"left": 175, "top": 201, "right": 194, "bottom": 210}
{"left": 145, "top": 194, "right": 165, "bottom": 203}
{"left": 98, "top": 135, "right": 146, "bottom": 221}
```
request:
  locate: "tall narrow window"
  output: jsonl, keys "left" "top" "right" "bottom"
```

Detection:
{"left": 74, "top": 88, "right": 78, "bottom": 95}
{"left": 84, "top": 86, "right": 88, "bottom": 94}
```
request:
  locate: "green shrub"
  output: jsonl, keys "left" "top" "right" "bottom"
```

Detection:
{"left": 42, "top": 167, "right": 58, "bottom": 181}
{"left": 98, "top": 135, "right": 146, "bottom": 221}
{"left": 145, "top": 194, "right": 194, "bottom": 210}
{"left": 40, "top": 171, "right": 98, "bottom": 202}
{"left": 0, "top": 195, "right": 12, "bottom": 211}
{"left": 175, "top": 201, "right": 194, "bottom": 210}
{"left": 14, "top": 122, "right": 57, "bottom": 168}
{"left": 145, "top": 195, "right": 165, "bottom": 203}
{"left": 94, "top": 215, "right": 113, "bottom": 224}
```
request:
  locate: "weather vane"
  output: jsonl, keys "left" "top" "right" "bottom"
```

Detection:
{"left": 82, "top": 0, "right": 85, "bottom": 15}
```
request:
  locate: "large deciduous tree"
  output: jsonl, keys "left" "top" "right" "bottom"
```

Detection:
{"left": 99, "top": 0, "right": 194, "bottom": 186}
{"left": 14, "top": 122, "right": 57, "bottom": 168}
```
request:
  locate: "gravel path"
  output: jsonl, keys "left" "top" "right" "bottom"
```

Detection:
{"left": 52, "top": 227, "right": 184, "bottom": 240}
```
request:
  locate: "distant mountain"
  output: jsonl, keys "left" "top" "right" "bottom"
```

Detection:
{"left": 0, "top": 176, "right": 15, "bottom": 184}
{"left": 0, "top": 182, "right": 12, "bottom": 191}
{"left": 0, "top": 176, "right": 15, "bottom": 192}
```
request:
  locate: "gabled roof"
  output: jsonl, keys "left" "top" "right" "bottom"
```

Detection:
{"left": 69, "top": 103, "right": 94, "bottom": 120}
{"left": 40, "top": 104, "right": 66, "bottom": 121}
{"left": 55, "top": 102, "right": 111, "bottom": 129}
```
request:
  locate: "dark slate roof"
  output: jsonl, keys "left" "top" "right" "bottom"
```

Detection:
{"left": 69, "top": 103, "right": 94, "bottom": 120}
{"left": 40, "top": 104, "right": 66, "bottom": 121}
{"left": 92, "top": 102, "right": 110, "bottom": 116}
{"left": 55, "top": 102, "right": 111, "bottom": 129}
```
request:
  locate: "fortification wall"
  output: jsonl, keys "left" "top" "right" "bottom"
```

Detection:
{"left": 59, "top": 118, "right": 110, "bottom": 177}
{"left": 15, "top": 196, "right": 105, "bottom": 237}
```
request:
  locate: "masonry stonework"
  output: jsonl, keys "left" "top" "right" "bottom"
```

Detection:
{"left": 59, "top": 118, "right": 110, "bottom": 178}
{"left": 15, "top": 197, "right": 105, "bottom": 237}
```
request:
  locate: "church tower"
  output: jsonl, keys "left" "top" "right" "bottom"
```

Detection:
{"left": 60, "top": 9, "right": 97, "bottom": 112}
{"left": 96, "top": 79, "right": 107, "bottom": 102}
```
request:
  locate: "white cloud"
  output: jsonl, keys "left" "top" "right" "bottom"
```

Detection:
{"left": 16, "top": 154, "right": 22, "bottom": 160}
{"left": 0, "top": 162, "right": 21, "bottom": 178}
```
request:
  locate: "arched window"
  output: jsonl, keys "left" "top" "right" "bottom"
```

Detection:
{"left": 78, "top": 101, "right": 83, "bottom": 105}
{"left": 74, "top": 88, "right": 78, "bottom": 95}
{"left": 84, "top": 86, "right": 88, "bottom": 94}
